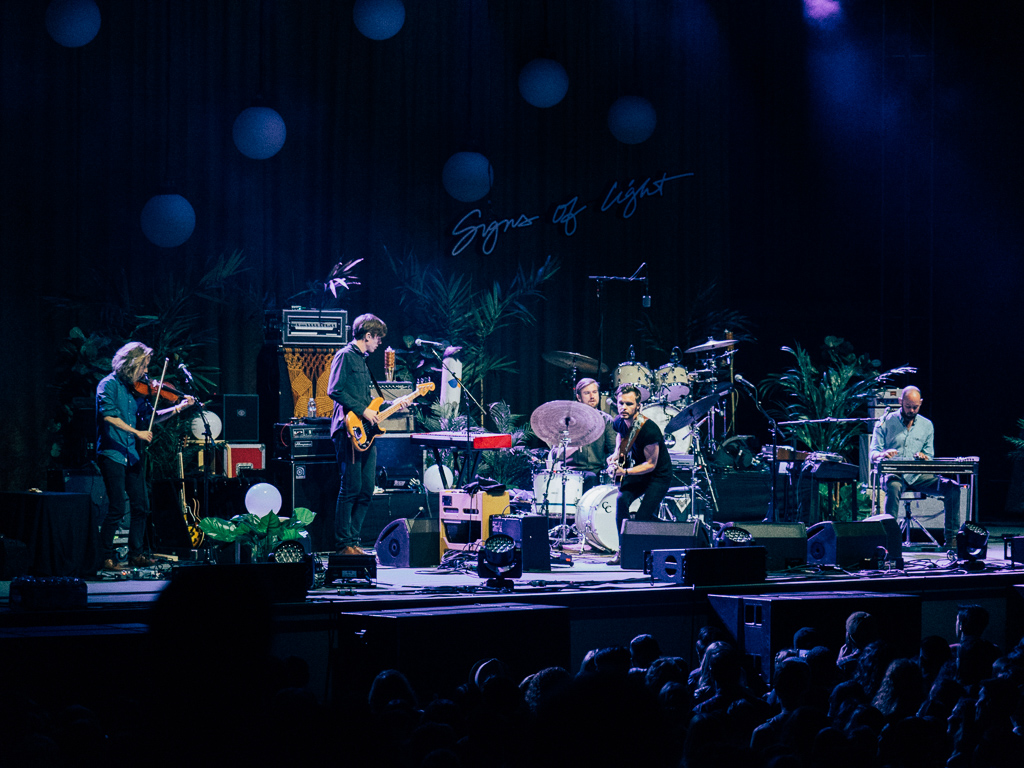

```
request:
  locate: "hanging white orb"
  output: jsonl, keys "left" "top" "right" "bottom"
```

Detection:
{"left": 353, "top": 0, "right": 406, "bottom": 40}
{"left": 518, "top": 59, "right": 569, "bottom": 108}
{"left": 140, "top": 194, "right": 196, "bottom": 248}
{"left": 46, "top": 0, "right": 101, "bottom": 48}
{"left": 233, "top": 107, "right": 287, "bottom": 159}
{"left": 608, "top": 96, "right": 657, "bottom": 144}
{"left": 442, "top": 152, "right": 493, "bottom": 203}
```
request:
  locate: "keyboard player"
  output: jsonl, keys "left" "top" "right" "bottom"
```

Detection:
{"left": 869, "top": 385, "right": 960, "bottom": 548}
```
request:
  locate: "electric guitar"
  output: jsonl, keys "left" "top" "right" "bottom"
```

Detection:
{"left": 176, "top": 438, "right": 204, "bottom": 547}
{"left": 345, "top": 380, "right": 435, "bottom": 452}
{"left": 613, "top": 414, "right": 647, "bottom": 484}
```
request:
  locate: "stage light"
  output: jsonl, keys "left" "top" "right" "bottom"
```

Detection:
{"left": 519, "top": 59, "right": 569, "bottom": 108}
{"left": 140, "top": 194, "right": 196, "bottom": 248}
{"left": 46, "top": 0, "right": 101, "bottom": 48}
{"left": 956, "top": 523, "right": 989, "bottom": 571}
{"left": 608, "top": 96, "right": 657, "bottom": 145}
{"left": 233, "top": 106, "right": 287, "bottom": 159}
{"left": 244, "top": 483, "right": 283, "bottom": 518}
{"left": 478, "top": 533, "right": 522, "bottom": 591}
{"left": 715, "top": 524, "right": 755, "bottom": 547}
{"left": 442, "top": 152, "right": 493, "bottom": 202}
{"left": 353, "top": 0, "right": 406, "bottom": 40}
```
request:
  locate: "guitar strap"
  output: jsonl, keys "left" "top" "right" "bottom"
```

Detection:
{"left": 363, "top": 354, "right": 387, "bottom": 401}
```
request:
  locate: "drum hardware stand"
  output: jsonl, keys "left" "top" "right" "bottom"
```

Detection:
{"left": 686, "top": 413, "right": 721, "bottom": 538}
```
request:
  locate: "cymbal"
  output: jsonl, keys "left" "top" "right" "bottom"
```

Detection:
{"left": 542, "top": 350, "right": 609, "bottom": 374}
{"left": 665, "top": 389, "right": 728, "bottom": 433}
{"left": 530, "top": 400, "right": 606, "bottom": 449}
{"left": 684, "top": 338, "right": 736, "bottom": 354}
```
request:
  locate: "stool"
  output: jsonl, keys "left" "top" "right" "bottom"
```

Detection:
{"left": 659, "top": 487, "right": 693, "bottom": 522}
{"left": 899, "top": 491, "right": 940, "bottom": 548}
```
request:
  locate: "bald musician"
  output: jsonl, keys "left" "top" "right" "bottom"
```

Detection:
{"left": 870, "top": 385, "right": 960, "bottom": 548}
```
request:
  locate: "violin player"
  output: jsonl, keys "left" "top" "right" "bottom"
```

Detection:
{"left": 96, "top": 341, "right": 195, "bottom": 572}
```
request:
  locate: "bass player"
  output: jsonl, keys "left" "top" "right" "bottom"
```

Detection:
{"left": 328, "top": 313, "right": 404, "bottom": 555}
{"left": 606, "top": 383, "right": 673, "bottom": 566}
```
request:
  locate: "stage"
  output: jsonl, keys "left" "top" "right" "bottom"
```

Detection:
{"left": 3, "top": 524, "right": 1024, "bottom": 708}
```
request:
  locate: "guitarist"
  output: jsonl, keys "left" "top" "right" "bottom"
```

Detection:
{"left": 606, "top": 384, "right": 673, "bottom": 566}
{"left": 328, "top": 313, "right": 403, "bottom": 555}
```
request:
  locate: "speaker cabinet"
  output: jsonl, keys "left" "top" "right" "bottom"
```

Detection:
{"left": 619, "top": 520, "right": 709, "bottom": 571}
{"left": 269, "top": 459, "right": 338, "bottom": 552}
{"left": 737, "top": 522, "right": 807, "bottom": 571}
{"left": 708, "top": 591, "right": 922, "bottom": 683}
{"left": 806, "top": 520, "right": 890, "bottom": 568}
{"left": 222, "top": 394, "right": 259, "bottom": 442}
{"left": 374, "top": 518, "right": 440, "bottom": 567}
{"left": 651, "top": 546, "right": 766, "bottom": 586}
{"left": 490, "top": 515, "right": 551, "bottom": 572}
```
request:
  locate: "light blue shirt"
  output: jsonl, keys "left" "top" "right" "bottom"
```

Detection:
{"left": 870, "top": 411, "right": 935, "bottom": 485}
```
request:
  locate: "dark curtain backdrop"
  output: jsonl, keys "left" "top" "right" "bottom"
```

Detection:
{"left": 2, "top": 1, "right": 1021, "bottom": 513}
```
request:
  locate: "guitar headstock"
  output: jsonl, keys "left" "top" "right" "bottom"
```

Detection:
{"left": 416, "top": 378, "right": 436, "bottom": 395}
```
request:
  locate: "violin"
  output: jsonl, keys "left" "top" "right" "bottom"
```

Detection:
{"left": 133, "top": 375, "right": 189, "bottom": 404}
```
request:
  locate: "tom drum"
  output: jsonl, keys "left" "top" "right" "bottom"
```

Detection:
{"left": 532, "top": 470, "right": 584, "bottom": 515}
{"left": 654, "top": 364, "right": 691, "bottom": 402}
{"left": 612, "top": 362, "right": 654, "bottom": 402}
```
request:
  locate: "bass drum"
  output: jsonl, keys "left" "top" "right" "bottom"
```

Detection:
{"left": 654, "top": 364, "right": 691, "bottom": 402}
{"left": 640, "top": 403, "right": 693, "bottom": 455}
{"left": 612, "top": 362, "right": 654, "bottom": 402}
{"left": 532, "top": 470, "right": 584, "bottom": 515}
{"left": 576, "top": 485, "right": 639, "bottom": 552}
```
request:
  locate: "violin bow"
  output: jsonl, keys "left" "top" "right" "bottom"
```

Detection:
{"left": 147, "top": 358, "right": 170, "bottom": 432}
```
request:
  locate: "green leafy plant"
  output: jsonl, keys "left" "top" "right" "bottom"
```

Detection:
{"left": 198, "top": 507, "right": 316, "bottom": 561}
{"left": 1006, "top": 419, "right": 1024, "bottom": 459}
{"left": 760, "top": 336, "right": 915, "bottom": 457}
{"left": 478, "top": 401, "right": 536, "bottom": 490}
{"left": 385, "top": 250, "right": 559, "bottom": 417}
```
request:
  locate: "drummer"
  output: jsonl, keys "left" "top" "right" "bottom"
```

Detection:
{"left": 549, "top": 378, "right": 617, "bottom": 491}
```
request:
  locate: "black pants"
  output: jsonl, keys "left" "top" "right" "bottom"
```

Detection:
{"left": 98, "top": 455, "right": 150, "bottom": 562}
{"left": 333, "top": 434, "right": 377, "bottom": 550}
{"left": 615, "top": 475, "right": 672, "bottom": 543}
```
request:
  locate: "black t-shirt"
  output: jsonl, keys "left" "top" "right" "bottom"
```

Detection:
{"left": 612, "top": 416, "right": 673, "bottom": 481}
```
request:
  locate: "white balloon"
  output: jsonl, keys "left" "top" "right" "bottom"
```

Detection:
{"left": 423, "top": 464, "right": 455, "bottom": 493}
{"left": 245, "top": 483, "right": 283, "bottom": 517}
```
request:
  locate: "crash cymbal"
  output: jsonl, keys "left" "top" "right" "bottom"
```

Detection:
{"left": 684, "top": 338, "right": 736, "bottom": 354}
{"left": 530, "top": 400, "right": 606, "bottom": 449}
{"left": 665, "top": 389, "right": 728, "bottom": 433}
{"left": 542, "top": 350, "right": 609, "bottom": 374}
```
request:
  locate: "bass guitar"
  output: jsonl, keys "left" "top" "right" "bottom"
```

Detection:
{"left": 613, "top": 414, "right": 647, "bottom": 484}
{"left": 346, "top": 380, "right": 435, "bottom": 452}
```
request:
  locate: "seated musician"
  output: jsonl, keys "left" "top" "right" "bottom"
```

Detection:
{"left": 869, "top": 385, "right": 960, "bottom": 548}
{"left": 548, "top": 378, "right": 617, "bottom": 491}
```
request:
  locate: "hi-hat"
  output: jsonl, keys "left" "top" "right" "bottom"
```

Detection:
{"left": 684, "top": 338, "right": 736, "bottom": 354}
{"left": 542, "top": 350, "right": 609, "bottom": 374}
{"left": 530, "top": 400, "right": 606, "bottom": 448}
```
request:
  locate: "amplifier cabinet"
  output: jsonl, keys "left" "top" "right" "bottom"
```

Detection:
{"left": 267, "top": 309, "right": 350, "bottom": 346}
{"left": 272, "top": 421, "right": 334, "bottom": 460}
{"left": 376, "top": 383, "right": 417, "bottom": 432}
{"left": 439, "top": 490, "right": 510, "bottom": 557}
{"left": 269, "top": 459, "right": 339, "bottom": 552}
{"left": 222, "top": 394, "right": 260, "bottom": 442}
{"left": 218, "top": 443, "right": 265, "bottom": 478}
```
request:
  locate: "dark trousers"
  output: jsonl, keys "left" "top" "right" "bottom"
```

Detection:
{"left": 884, "top": 473, "right": 961, "bottom": 546}
{"left": 333, "top": 434, "right": 377, "bottom": 550}
{"left": 615, "top": 475, "right": 672, "bottom": 544}
{"left": 98, "top": 455, "right": 150, "bottom": 561}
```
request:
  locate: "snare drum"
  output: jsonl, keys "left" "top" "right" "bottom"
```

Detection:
{"left": 654, "top": 364, "right": 691, "bottom": 402}
{"left": 640, "top": 403, "right": 694, "bottom": 454}
{"left": 612, "top": 362, "right": 654, "bottom": 401}
{"left": 532, "top": 470, "right": 584, "bottom": 515}
{"left": 576, "top": 485, "right": 640, "bottom": 552}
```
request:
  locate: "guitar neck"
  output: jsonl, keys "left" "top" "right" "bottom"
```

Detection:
{"left": 377, "top": 389, "right": 424, "bottom": 420}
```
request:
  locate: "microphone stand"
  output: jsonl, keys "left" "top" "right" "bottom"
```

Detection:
{"left": 178, "top": 373, "right": 215, "bottom": 562}
{"left": 426, "top": 346, "right": 488, "bottom": 488}
{"left": 588, "top": 265, "right": 646, "bottom": 392}
{"left": 734, "top": 378, "right": 780, "bottom": 523}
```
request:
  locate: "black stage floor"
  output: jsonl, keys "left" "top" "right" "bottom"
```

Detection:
{"left": 3, "top": 523, "right": 1024, "bottom": 706}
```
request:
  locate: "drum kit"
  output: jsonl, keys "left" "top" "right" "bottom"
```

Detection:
{"left": 532, "top": 337, "right": 740, "bottom": 553}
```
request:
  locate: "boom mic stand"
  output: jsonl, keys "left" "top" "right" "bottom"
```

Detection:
{"left": 588, "top": 263, "right": 647, "bottom": 391}
{"left": 425, "top": 346, "right": 488, "bottom": 489}
{"left": 733, "top": 377, "right": 780, "bottom": 523}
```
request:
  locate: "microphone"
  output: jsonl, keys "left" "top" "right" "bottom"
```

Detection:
{"left": 642, "top": 277, "right": 651, "bottom": 308}
{"left": 178, "top": 363, "right": 195, "bottom": 383}
{"left": 414, "top": 338, "right": 445, "bottom": 348}
{"left": 734, "top": 374, "right": 757, "bottom": 391}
